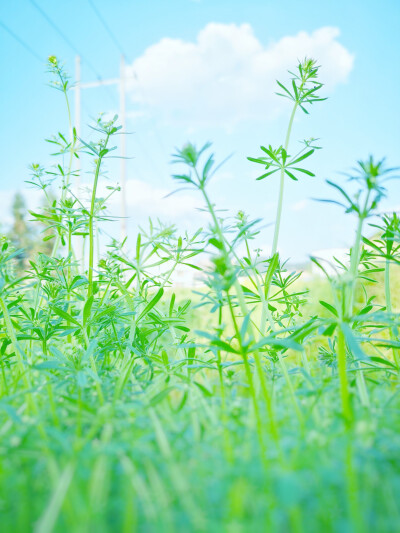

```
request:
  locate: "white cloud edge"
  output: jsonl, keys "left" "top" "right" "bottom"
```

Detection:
{"left": 126, "top": 23, "right": 354, "bottom": 128}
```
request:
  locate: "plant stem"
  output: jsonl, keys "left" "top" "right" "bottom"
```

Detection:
{"left": 271, "top": 101, "right": 298, "bottom": 257}
{"left": 216, "top": 304, "right": 233, "bottom": 462}
{"left": 0, "top": 296, "right": 28, "bottom": 384}
{"left": 88, "top": 137, "right": 110, "bottom": 297}
{"left": 348, "top": 216, "right": 364, "bottom": 310}
{"left": 385, "top": 257, "right": 400, "bottom": 368}
{"left": 51, "top": 87, "right": 76, "bottom": 259}
{"left": 200, "top": 184, "right": 279, "bottom": 443}
{"left": 337, "top": 328, "right": 352, "bottom": 423}
{"left": 348, "top": 208, "right": 370, "bottom": 407}
{"left": 227, "top": 294, "right": 266, "bottom": 456}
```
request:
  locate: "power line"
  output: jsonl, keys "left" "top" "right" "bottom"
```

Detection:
{"left": 86, "top": 0, "right": 165, "bottom": 153}
{"left": 30, "top": 0, "right": 101, "bottom": 81}
{"left": 81, "top": 3, "right": 166, "bottom": 236}
{"left": 29, "top": 0, "right": 117, "bottom": 105}
{"left": 0, "top": 19, "right": 42, "bottom": 63}
{"left": 88, "top": 0, "right": 126, "bottom": 58}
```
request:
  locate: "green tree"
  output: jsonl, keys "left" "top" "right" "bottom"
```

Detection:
{"left": 8, "top": 192, "right": 33, "bottom": 271}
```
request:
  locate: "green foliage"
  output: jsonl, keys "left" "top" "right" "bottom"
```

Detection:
{"left": 0, "top": 56, "right": 400, "bottom": 533}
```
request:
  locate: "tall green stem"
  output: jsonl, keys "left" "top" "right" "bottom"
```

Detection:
{"left": 226, "top": 295, "right": 266, "bottom": 456}
{"left": 51, "top": 85, "right": 76, "bottom": 259}
{"left": 200, "top": 184, "right": 279, "bottom": 442}
{"left": 271, "top": 102, "right": 298, "bottom": 257}
{"left": 88, "top": 137, "right": 109, "bottom": 297}
{"left": 348, "top": 216, "right": 364, "bottom": 311}
{"left": 338, "top": 200, "right": 370, "bottom": 412}
{"left": 337, "top": 328, "right": 352, "bottom": 423}
{"left": 216, "top": 304, "right": 233, "bottom": 462}
{"left": 0, "top": 296, "right": 28, "bottom": 384}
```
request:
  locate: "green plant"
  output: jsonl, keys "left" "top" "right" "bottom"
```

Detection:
{"left": 248, "top": 58, "right": 325, "bottom": 256}
{"left": 0, "top": 56, "right": 399, "bottom": 533}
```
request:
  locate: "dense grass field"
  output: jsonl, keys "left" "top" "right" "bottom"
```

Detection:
{"left": 1, "top": 57, "right": 400, "bottom": 532}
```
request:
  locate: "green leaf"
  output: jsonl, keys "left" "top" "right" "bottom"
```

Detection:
{"left": 322, "top": 323, "right": 337, "bottom": 336}
{"left": 252, "top": 336, "right": 303, "bottom": 352}
{"left": 202, "top": 154, "right": 214, "bottom": 180}
{"left": 70, "top": 275, "right": 88, "bottom": 290}
{"left": 35, "top": 361, "right": 63, "bottom": 370}
{"left": 0, "top": 402, "right": 21, "bottom": 424}
{"left": 291, "top": 167, "right": 315, "bottom": 177}
{"left": 256, "top": 169, "right": 279, "bottom": 180}
{"left": 194, "top": 381, "right": 213, "bottom": 397}
{"left": 260, "top": 146, "right": 280, "bottom": 164}
{"left": 208, "top": 238, "right": 223, "bottom": 250}
{"left": 211, "top": 339, "right": 239, "bottom": 354}
{"left": 172, "top": 174, "right": 194, "bottom": 184}
{"left": 341, "top": 323, "right": 368, "bottom": 361}
{"left": 82, "top": 337, "right": 98, "bottom": 363}
{"left": 369, "top": 356, "right": 397, "bottom": 369}
{"left": 319, "top": 300, "right": 338, "bottom": 317}
{"left": 290, "top": 149, "right": 314, "bottom": 165}
{"left": 285, "top": 169, "right": 298, "bottom": 181}
{"left": 247, "top": 156, "right": 268, "bottom": 165}
{"left": 264, "top": 253, "right": 279, "bottom": 298}
{"left": 136, "top": 233, "right": 142, "bottom": 262}
{"left": 149, "top": 387, "right": 175, "bottom": 406}
{"left": 326, "top": 180, "right": 356, "bottom": 210}
{"left": 276, "top": 80, "right": 294, "bottom": 100}
{"left": 138, "top": 289, "right": 164, "bottom": 321}
{"left": 83, "top": 296, "right": 94, "bottom": 326}
{"left": 292, "top": 79, "right": 299, "bottom": 100}
{"left": 52, "top": 306, "right": 81, "bottom": 328}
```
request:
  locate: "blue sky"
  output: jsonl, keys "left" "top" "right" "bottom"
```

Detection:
{"left": 1, "top": 0, "right": 400, "bottom": 261}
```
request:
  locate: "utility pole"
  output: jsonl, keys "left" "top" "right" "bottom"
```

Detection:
{"left": 75, "top": 55, "right": 81, "bottom": 190}
{"left": 73, "top": 55, "right": 127, "bottom": 240}
{"left": 119, "top": 55, "right": 127, "bottom": 239}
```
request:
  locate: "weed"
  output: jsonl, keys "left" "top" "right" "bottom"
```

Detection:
{"left": 0, "top": 56, "right": 399, "bottom": 533}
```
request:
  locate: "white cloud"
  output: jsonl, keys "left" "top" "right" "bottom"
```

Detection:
{"left": 126, "top": 24, "right": 354, "bottom": 128}
{"left": 291, "top": 199, "right": 309, "bottom": 212}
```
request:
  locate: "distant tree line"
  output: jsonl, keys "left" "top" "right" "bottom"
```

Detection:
{"left": 4, "top": 192, "right": 54, "bottom": 272}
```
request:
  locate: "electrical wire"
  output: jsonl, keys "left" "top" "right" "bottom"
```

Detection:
{"left": 88, "top": 0, "right": 126, "bottom": 58}
{"left": 87, "top": 0, "right": 165, "bottom": 153}
{"left": 29, "top": 0, "right": 101, "bottom": 79}
{"left": 0, "top": 19, "right": 42, "bottom": 62}
{"left": 29, "top": 0, "right": 118, "bottom": 106}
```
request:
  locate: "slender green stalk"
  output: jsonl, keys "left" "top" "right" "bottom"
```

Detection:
{"left": 385, "top": 257, "right": 400, "bottom": 368}
{"left": 201, "top": 184, "right": 279, "bottom": 441}
{"left": 0, "top": 296, "right": 29, "bottom": 384}
{"left": 51, "top": 77, "right": 77, "bottom": 259}
{"left": 88, "top": 137, "right": 110, "bottom": 297}
{"left": 149, "top": 409, "right": 206, "bottom": 529}
{"left": 343, "top": 192, "right": 371, "bottom": 410}
{"left": 227, "top": 294, "right": 266, "bottom": 456}
{"left": 337, "top": 328, "right": 352, "bottom": 423}
{"left": 277, "top": 351, "right": 304, "bottom": 425}
{"left": 348, "top": 216, "right": 364, "bottom": 310}
{"left": 0, "top": 296, "right": 49, "bottom": 435}
{"left": 271, "top": 102, "right": 298, "bottom": 257}
{"left": 353, "top": 232, "right": 370, "bottom": 406}
{"left": 345, "top": 438, "right": 364, "bottom": 533}
{"left": 216, "top": 304, "right": 233, "bottom": 462}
